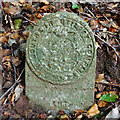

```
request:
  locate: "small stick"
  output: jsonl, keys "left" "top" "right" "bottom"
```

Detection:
{"left": 11, "top": 46, "right": 16, "bottom": 81}
{"left": 8, "top": 15, "right": 14, "bottom": 30}
{"left": 19, "top": 14, "right": 37, "bottom": 26}
{"left": 0, "top": 68, "right": 24, "bottom": 101}
{"left": 87, "top": 7, "right": 97, "bottom": 19}
{"left": 94, "top": 33, "right": 120, "bottom": 59}
{"left": 96, "top": 82, "right": 120, "bottom": 87}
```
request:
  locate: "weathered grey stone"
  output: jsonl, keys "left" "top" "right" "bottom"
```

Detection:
{"left": 26, "top": 12, "right": 96, "bottom": 111}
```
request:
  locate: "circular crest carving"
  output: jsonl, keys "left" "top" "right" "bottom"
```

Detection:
{"left": 26, "top": 12, "right": 95, "bottom": 84}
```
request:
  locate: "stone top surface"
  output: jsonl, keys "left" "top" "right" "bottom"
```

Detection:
{"left": 26, "top": 12, "right": 95, "bottom": 84}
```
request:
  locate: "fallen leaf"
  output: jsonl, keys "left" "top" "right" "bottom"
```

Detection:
{"left": 0, "top": 35, "right": 8, "bottom": 43}
{"left": 9, "top": 6, "right": 18, "bottom": 15}
{"left": 99, "top": 93, "right": 118, "bottom": 102}
{"left": 13, "top": 57, "right": 22, "bottom": 66}
{"left": 98, "top": 100, "right": 107, "bottom": 107}
{"left": 74, "top": 109, "right": 86, "bottom": 117}
{"left": 8, "top": 38, "right": 17, "bottom": 46}
{"left": 14, "top": 84, "right": 24, "bottom": 101}
{"left": 0, "top": 49, "right": 11, "bottom": 58}
{"left": 108, "top": 26, "right": 117, "bottom": 33}
{"left": 96, "top": 93, "right": 102, "bottom": 99}
{"left": 90, "top": 20, "right": 99, "bottom": 30}
{"left": 95, "top": 74, "right": 104, "bottom": 83}
{"left": 72, "top": 3, "right": 80, "bottom": 9}
{"left": 14, "top": 95, "right": 29, "bottom": 116}
{"left": 87, "top": 104, "right": 100, "bottom": 117}
{"left": 41, "top": 5, "right": 49, "bottom": 12}
{"left": 59, "top": 114, "right": 69, "bottom": 120}
{"left": 76, "top": 114, "right": 83, "bottom": 119}
{"left": 14, "top": 19, "right": 22, "bottom": 30}
{"left": 10, "top": 32, "right": 20, "bottom": 40}
{"left": 107, "top": 3, "right": 119, "bottom": 10}
{"left": 3, "top": 81, "right": 13, "bottom": 88}
{"left": 40, "top": 0, "right": 49, "bottom": 5}
{"left": 36, "top": 13, "right": 43, "bottom": 19}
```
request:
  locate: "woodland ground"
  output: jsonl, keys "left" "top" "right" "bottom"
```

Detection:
{"left": 0, "top": 1, "right": 120, "bottom": 120}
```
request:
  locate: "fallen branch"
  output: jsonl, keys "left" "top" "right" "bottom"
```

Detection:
{"left": 0, "top": 68, "right": 24, "bottom": 101}
{"left": 94, "top": 33, "right": 120, "bottom": 59}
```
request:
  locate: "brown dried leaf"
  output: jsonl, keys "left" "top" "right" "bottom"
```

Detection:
{"left": 36, "top": 13, "right": 43, "bottom": 19}
{"left": 98, "top": 100, "right": 107, "bottom": 108}
{"left": 59, "top": 114, "right": 69, "bottom": 120}
{"left": 13, "top": 57, "right": 22, "bottom": 66}
{"left": 41, "top": 5, "right": 49, "bottom": 12}
{"left": 87, "top": 104, "right": 100, "bottom": 117}
{"left": 10, "top": 32, "right": 20, "bottom": 40}
{"left": 90, "top": 20, "right": 99, "bottom": 30}
{"left": 0, "top": 49, "right": 11, "bottom": 58}
{"left": 14, "top": 84, "right": 24, "bottom": 101}
{"left": 40, "top": 0, "right": 49, "bottom": 5}
{"left": 95, "top": 74, "right": 104, "bottom": 83}
{"left": 9, "top": 7, "right": 18, "bottom": 15}
{"left": 96, "top": 93, "right": 102, "bottom": 99}
{"left": 14, "top": 95, "right": 29, "bottom": 116}
{"left": 3, "top": 81, "right": 13, "bottom": 88}
{"left": 107, "top": 3, "right": 119, "bottom": 10}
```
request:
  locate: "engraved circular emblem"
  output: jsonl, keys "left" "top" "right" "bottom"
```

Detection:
{"left": 26, "top": 12, "right": 95, "bottom": 84}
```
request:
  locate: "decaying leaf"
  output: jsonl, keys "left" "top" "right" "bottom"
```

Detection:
{"left": 40, "top": 0, "right": 49, "bottom": 5}
{"left": 13, "top": 57, "right": 22, "bottom": 66}
{"left": 8, "top": 38, "right": 17, "bottom": 46}
{"left": 97, "top": 100, "right": 107, "bottom": 108}
{"left": 3, "top": 81, "right": 13, "bottom": 88}
{"left": 87, "top": 104, "right": 100, "bottom": 117}
{"left": 14, "top": 84, "right": 24, "bottom": 101}
{"left": 59, "top": 114, "right": 69, "bottom": 120}
{"left": 95, "top": 74, "right": 104, "bottom": 83}
{"left": 96, "top": 93, "right": 102, "bottom": 99}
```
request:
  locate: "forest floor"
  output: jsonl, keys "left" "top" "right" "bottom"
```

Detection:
{"left": 0, "top": 1, "right": 120, "bottom": 120}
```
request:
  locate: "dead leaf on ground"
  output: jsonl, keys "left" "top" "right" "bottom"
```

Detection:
{"left": 59, "top": 114, "right": 69, "bottom": 120}
{"left": 95, "top": 74, "right": 104, "bottom": 83}
{"left": 98, "top": 100, "right": 107, "bottom": 107}
{"left": 87, "top": 103, "right": 100, "bottom": 117}
{"left": 13, "top": 57, "right": 22, "bottom": 66}
{"left": 0, "top": 49, "right": 11, "bottom": 58}
{"left": 14, "top": 95, "right": 29, "bottom": 116}
{"left": 3, "top": 81, "right": 13, "bottom": 89}
{"left": 40, "top": 0, "right": 49, "bottom": 5}
{"left": 14, "top": 84, "right": 24, "bottom": 101}
{"left": 96, "top": 93, "right": 102, "bottom": 99}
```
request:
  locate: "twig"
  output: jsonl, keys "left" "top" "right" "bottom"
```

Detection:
{"left": 0, "top": 29, "right": 23, "bottom": 44}
{"left": 86, "top": 7, "right": 97, "bottom": 19}
{"left": 11, "top": 46, "right": 16, "bottom": 81}
{"left": 0, "top": 68, "right": 25, "bottom": 101}
{"left": 96, "top": 82, "right": 120, "bottom": 87}
{"left": 19, "top": 14, "right": 37, "bottom": 26}
{"left": 78, "top": 11, "right": 92, "bottom": 18}
{"left": 94, "top": 33, "right": 120, "bottom": 59}
{"left": 8, "top": 15, "right": 14, "bottom": 30}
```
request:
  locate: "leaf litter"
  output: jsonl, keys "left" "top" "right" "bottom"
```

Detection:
{"left": 0, "top": 1, "right": 120, "bottom": 120}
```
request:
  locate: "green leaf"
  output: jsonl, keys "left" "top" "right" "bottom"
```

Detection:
{"left": 14, "top": 19, "right": 22, "bottom": 30}
{"left": 72, "top": 3, "right": 80, "bottom": 9}
{"left": 99, "top": 93, "right": 118, "bottom": 102}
